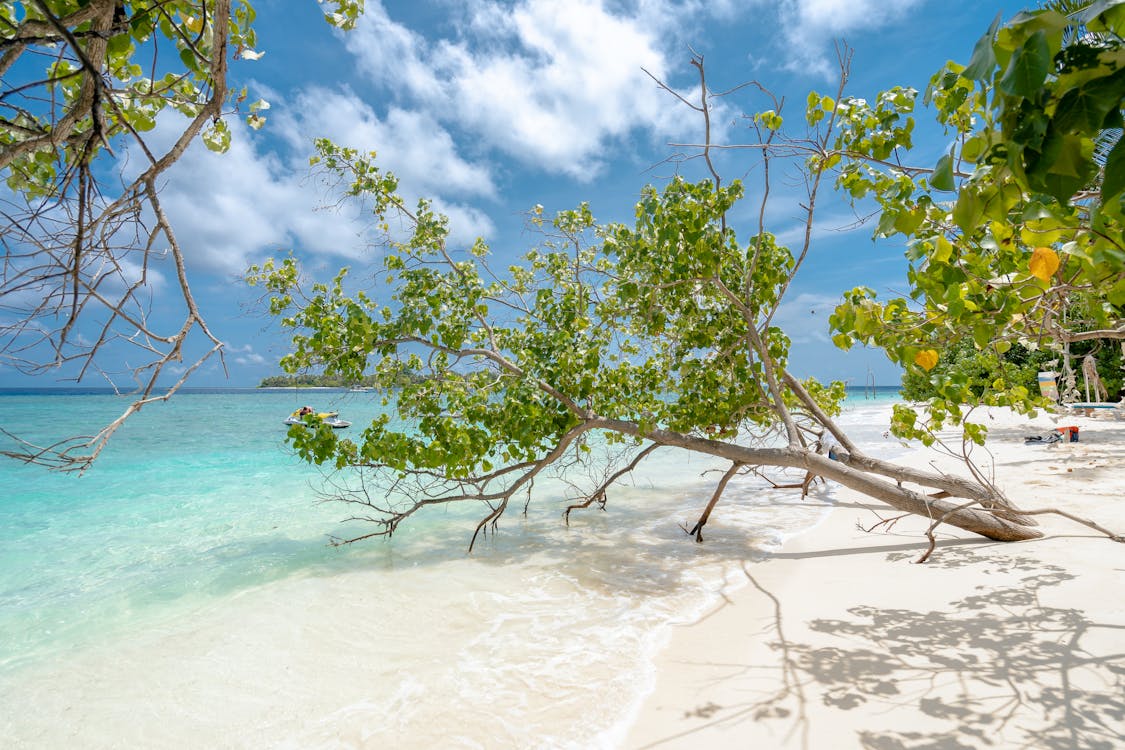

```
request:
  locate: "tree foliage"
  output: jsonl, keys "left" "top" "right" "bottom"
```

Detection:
{"left": 0, "top": 0, "right": 361, "bottom": 470}
{"left": 829, "top": 1, "right": 1125, "bottom": 440}
{"left": 899, "top": 339, "right": 1056, "bottom": 402}
{"left": 250, "top": 111, "right": 1045, "bottom": 551}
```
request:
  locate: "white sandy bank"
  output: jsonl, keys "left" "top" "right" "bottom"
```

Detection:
{"left": 625, "top": 406, "right": 1125, "bottom": 749}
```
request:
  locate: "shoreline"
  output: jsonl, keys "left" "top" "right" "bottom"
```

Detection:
{"left": 624, "top": 406, "right": 1125, "bottom": 749}
{"left": 0, "top": 406, "right": 835, "bottom": 749}
{"left": 3, "top": 397, "right": 1121, "bottom": 747}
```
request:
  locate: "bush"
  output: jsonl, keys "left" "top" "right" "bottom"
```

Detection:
{"left": 901, "top": 338, "right": 1123, "bottom": 403}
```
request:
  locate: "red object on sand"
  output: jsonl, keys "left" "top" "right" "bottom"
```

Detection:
{"left": 1055, "top": 425, "right": 1080, "bottom": 442}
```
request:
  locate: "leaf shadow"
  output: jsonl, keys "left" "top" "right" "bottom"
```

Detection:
{"left": 747, "top": 548, "right": 1125, "bottom": 750}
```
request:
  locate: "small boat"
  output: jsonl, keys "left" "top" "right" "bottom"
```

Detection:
{"left": 284, "top": 408, "right": 351, "bottom": 428}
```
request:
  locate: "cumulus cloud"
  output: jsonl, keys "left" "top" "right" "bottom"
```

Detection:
{"left": 785, "top": 0, "right": 923, "bottom": 34}
{"left": 271, "top": 87, "right": 498, "bottom": 248}
{"left": 119, "top": 115, "right": 371, "bottom": 276}
{"left": 227, "top": 343, "right": 267, "bottom": 366}
{"left": 273, "top": 88, "right": 496, "bottom": 200}
{"left": 114, "top": 0, "right": 917, "bottom": 283}
{"left": 773, "top": 0, "right": 926, "bottom": 77}
{"left": 770, "top": 292, "right": 841, "bottom": 344}
{"left": 344, "top": 0, "right": 701, "bottom": 178}
{"left": 123, "top": 87, "right": 497, "bottom": 277}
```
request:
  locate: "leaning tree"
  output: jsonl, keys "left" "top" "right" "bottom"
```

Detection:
{"left": 249, "top": 112, "right": 1065, "bottom": 556}
{"left": 251, "top": 5, "right": 1125, "bottom": 556}
{"left": 0, "top": 0, "right": 361, "bottom": 470}
{"left": 252, "top": 6, "right": 1125, "bottom": 554}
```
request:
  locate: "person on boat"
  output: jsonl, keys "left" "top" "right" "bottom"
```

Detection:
{"left": 298, "top": 405, "right": 313, "bottom": 416}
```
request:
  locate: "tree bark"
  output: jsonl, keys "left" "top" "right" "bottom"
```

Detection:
{"left": 591, "top": 417, "right": 1043, "bottom": 542}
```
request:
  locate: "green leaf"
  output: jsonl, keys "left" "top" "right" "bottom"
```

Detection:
{"left": 933, "top": 236, "right": 954, "bottom": 263}
{"left": 1101, "top": 134, "right": 1125, "bottom": 203}
{"left": 892, "top": 208, "right": 924, "bottom": 235}
{"left": 1108, "top": 276, "right": 1125, "bottom": 307}
{"left": 202, "top": 120, "right": 232, "bottom": 152}
{"left": 876, "top": 210, "right": 897, "bottom": 237}
{"left": 1080, "top": 0, "right": 1125, "bottom": 35}
{"left": 756, "top": 109, "right": 783, "bottom": 131}
{"left": 1010, "top": 107, "right": 1048, "bottom": 150}
{"left": 963, "top": 12, "right": 1003, "bottom": 80}
{"left": 999, "top": 30, "right": 1051, "bottom": 98}
{"left": 1053, "top": 69, "right": 1125, "bottom": 135}
{"left": 179, "top": 47, "right": 199, "bottom": 73}
{"left": 107, "top": 31, "right": 131, "bottom": 59}
{"left": 931, "top": 152, "right": 955, "bottom": 191}
{"left": 953, "top": 189, "right": 983, "bottom": 233}
{"left": 1034, "top": 131, "right": 1094, "bottom": 202}
{"left": 961, "top": 135, "right": 987, "bottom": 163}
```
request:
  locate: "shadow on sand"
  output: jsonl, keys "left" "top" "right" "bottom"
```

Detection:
{"left": 645, "top": 545, "right": 1124, "bottom": 750}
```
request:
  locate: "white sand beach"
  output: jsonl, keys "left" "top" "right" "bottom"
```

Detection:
{"left": 626, "top": 406, "right": 1125, "bottom": 749}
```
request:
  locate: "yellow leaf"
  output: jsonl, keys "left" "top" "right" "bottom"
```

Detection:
{"left": 914, "top": 349, "right": 939, "bottom": 371}
{"left": 1029, "top": 246, "right": 1059, "bottom": 282}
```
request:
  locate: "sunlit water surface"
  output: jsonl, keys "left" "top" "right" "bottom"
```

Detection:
{"left": 0, "top": 387, "right": 902, "bottom": 747}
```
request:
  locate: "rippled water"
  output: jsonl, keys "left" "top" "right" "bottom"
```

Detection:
{"left": 0, "top": 387, "right": 901, "bottom": 747}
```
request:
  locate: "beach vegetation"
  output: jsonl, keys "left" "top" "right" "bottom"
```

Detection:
{"left": 250, "top": 126, "right": 1049, "bottom": 552}
{"left": 250, "top": 6, "right": 1125, "bottom": 555}
{"left": 899, "top": 335, "right": 1123, "bottom": 403}
{"left": 257, "top": 371, "right": 422, "bottom": 388}
{"left": 259, "top": 374, "right": 360, "bottom": 388}
{"left": 899, "top": 339, "right": 1054, "bottom": 402}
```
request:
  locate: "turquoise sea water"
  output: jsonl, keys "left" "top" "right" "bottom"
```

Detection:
{"left": 0, "top": 386, "right": 902, "bottom": 746}
{"left": 0, "top": 388, "right": 389, "bottom": 671}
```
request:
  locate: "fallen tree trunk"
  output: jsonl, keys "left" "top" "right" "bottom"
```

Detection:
{"left": 594, "top": 418, "right": 1043, "bottom": 542}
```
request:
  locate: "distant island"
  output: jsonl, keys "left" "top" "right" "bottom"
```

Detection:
{"left": 258, "top": 373, "right": 422, "bottom": 388}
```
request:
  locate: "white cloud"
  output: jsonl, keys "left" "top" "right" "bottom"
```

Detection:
{"left": 227, "top": 343, "right": 267, "bottom": 366}
{"left": 429, "top": 199, "right": 497, "bottom": 250}
{"left": 775, "top": 0, "right": 926, "bottom": 78}
{"left": 121, "top": 91, "right": 498, "bottom": 278}
{"left": 274, "top": 88, "right": 496, "bottom": 200}
{"left": 89, "top": 255, "right": 170, "bottom": 299}
{"left": 341, "top": 3, "right": 446, "bottom": 103}
{"left": 122, "top": 115, "right": 373, "bottom": 276}
{"left": 271, "top": 87, "right": 499, "bottom": 248}
{"left": 770, "top": 292, "right": 840, "bottom": 343}
{"left": 786, "top": 0, "right": 922, "bottom": 33}
{"left": 345, "top": 0, "right": 700, "bottom": 179}
{"left": 112, "top": 0, "right": 919, "bottom": 284}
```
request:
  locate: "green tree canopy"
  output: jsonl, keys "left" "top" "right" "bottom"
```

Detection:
{"left": 250, "top": 123, "right": 1045, "bottom": 553}
{"left": 829, "top": 1, "right": 1125, "bottom": 439}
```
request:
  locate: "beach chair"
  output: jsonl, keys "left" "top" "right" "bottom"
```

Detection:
{"left": 1063, "top": 401, "right": 1125, "bottom": 419}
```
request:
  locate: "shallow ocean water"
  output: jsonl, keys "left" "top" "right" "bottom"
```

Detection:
{"left": 0, "top": 387, "right": 902, "bottom": 747}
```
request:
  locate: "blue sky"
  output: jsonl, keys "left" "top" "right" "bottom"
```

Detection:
{"left": 2, "top": 0, "right": 1035, "bottom": 389}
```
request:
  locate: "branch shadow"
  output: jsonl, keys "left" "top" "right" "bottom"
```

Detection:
{"left": 658, "top": 547, "right": 1125, "bottom": 750}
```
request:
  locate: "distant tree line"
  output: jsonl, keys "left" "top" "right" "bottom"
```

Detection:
{"left": 258, "top": 374, "right": 361, "bottom": 388}
{"left": 258, "top": 372, "right": 424, "bottom": 388}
